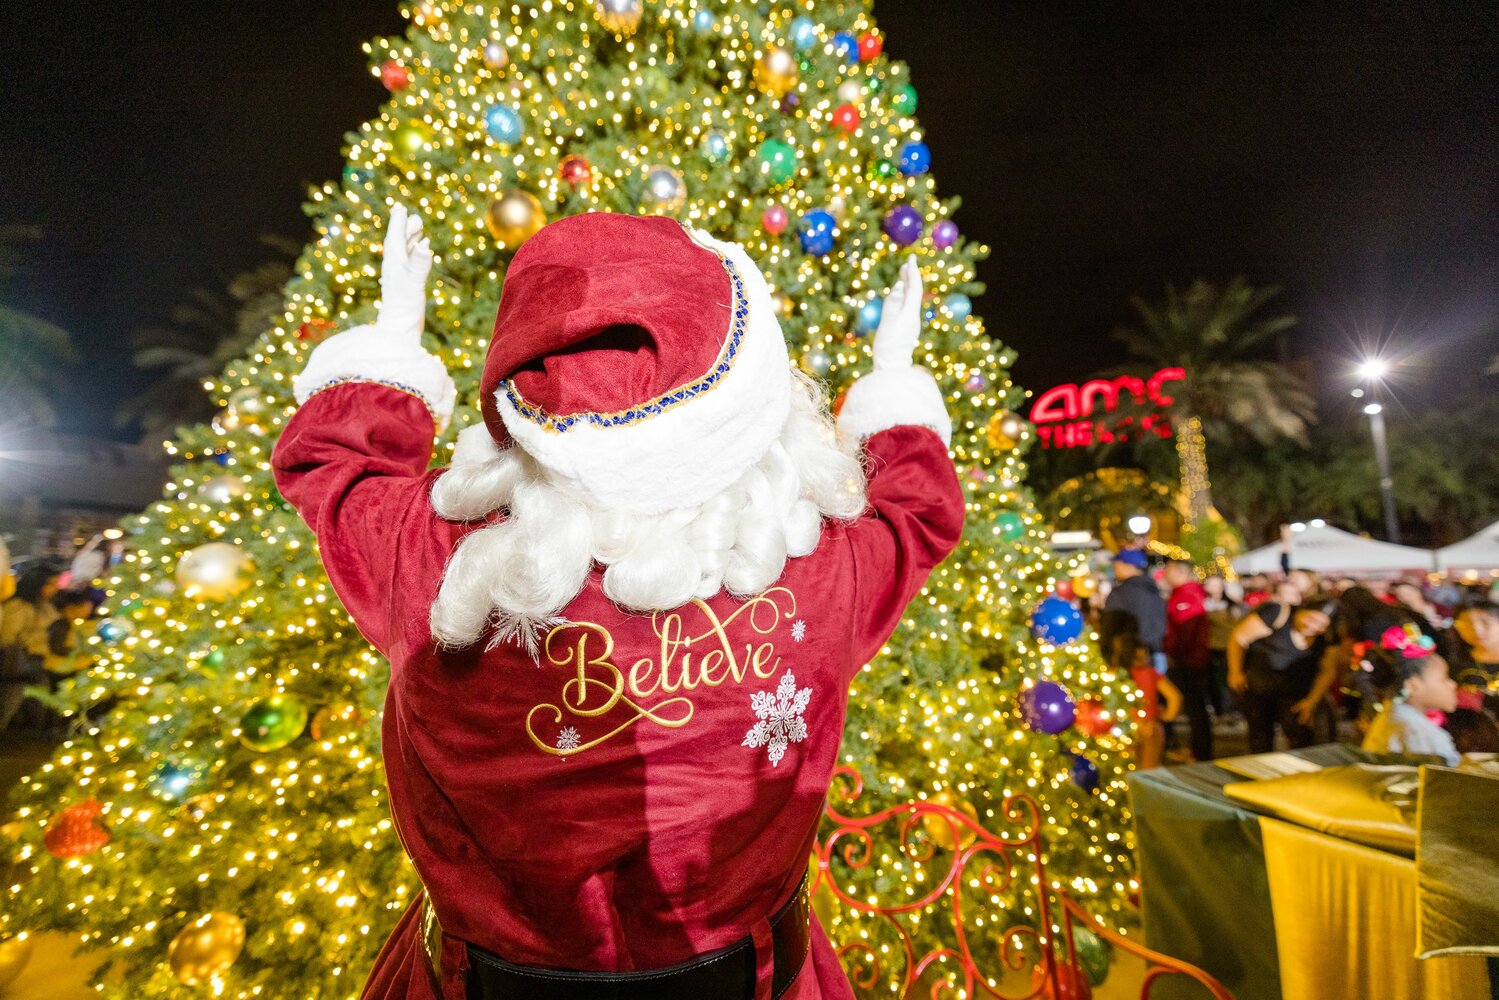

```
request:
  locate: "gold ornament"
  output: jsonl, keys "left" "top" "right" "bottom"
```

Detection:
{"left": 0, "top": 935, "right": 32, "bottom": 991}
{"left": 770, "top": 292, "right": 795, "bottom": 318}
{"left": 480, "top": 39, "right": 509, "bottom": 70}
{"left": 310, "top": 701, "right": 363, "bottom": 745}
{"left": 199, "top": 475, "right": 248, "bottom": 505}
{"left": 176, "top": 542, "right": 253, "bottom": 602}
{"left": 1071, "top": 572, "right": 1098, "bottom": 599}
{"left": 753, "top": 46, "right": 799, "bottom": 98}
{"left": 921, "top": 789, "right": 980, "bottom": 851}
{"left": 486, "top": 190, "right": 546, "bottom": 249}
{"left": 638, "top": 165, "right": 687, "bottom": 214}
{"left": 593, "top": 0, "right": 644, "bottom": 35}
{"left": 168, "top": 912, "right": 245, "bottom": 986}
{"left": 986, "top": 410, "right": 1027, "bottom": 451}
{"left": 390, "top": 122, "right": 432, "bottom": 168}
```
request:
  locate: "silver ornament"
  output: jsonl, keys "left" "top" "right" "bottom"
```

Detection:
{"left": 639, "top": 165, "right": 687, "bottom": 214}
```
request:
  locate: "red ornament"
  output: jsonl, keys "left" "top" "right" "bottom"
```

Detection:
{"left": 1031, "top": 961, "right": 1094, "bottom": 1000}
{"left": 1075, "top": 698, "right": 1113, "bottom": 737}
{"left": 830, "top": 103, "right": 862, "bottom": 133}
{"left": 380, "top": 60, "right": 411, "bottom": 91}
{"left": 558, "top": 154, "right": 593, "bottom": 189}
{"left": 1055, "top": 579, "right": 1075, "bottom": 601}
{"left": 857, "top": 32, "right": 883, "bottom": 62}
{"left": 296, "top": 318, "right": 336, "bottom": 342}
{"left": 44, "top": 799, "right": 110, "bottom": 858}
{"left": 762, "top": 203, "right": 789, "bottom": 235}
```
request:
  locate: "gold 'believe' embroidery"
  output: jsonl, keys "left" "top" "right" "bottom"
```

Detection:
{"left": 526, "top": 587, "right": 798, "bottom": 757}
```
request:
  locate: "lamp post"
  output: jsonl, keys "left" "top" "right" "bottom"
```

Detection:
{"left": 1356, "top": 359, "right": 1400, "bottom": 544}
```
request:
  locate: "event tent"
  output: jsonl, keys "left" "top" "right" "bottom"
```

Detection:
{"left": 1233, "top": 523, "right": 1435, "bottom": 576}
{"left": 1436, "top": 521, "right": 1499, "bottom": 572}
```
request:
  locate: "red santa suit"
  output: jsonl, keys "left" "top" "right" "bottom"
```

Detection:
{"left": 272, "top": 210, "right": 963, "bottom": 1000}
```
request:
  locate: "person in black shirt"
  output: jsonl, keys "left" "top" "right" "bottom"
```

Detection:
{"left": 1228, "top": 604, "right": 1337, "bottom": 753}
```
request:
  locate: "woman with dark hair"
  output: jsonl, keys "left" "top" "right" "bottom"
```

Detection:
{"left": 1359, "top": 626, "right": 1460, "bottom": 765}
{"left": 0, "top": 561, "right": 64, "bottom": 732}
{"left": 1449, "top": 601, "right": 1499, "bottom": 709}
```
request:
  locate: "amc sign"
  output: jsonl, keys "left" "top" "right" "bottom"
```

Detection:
{"left": 1029, "top": 367, "right": 1185, "bottom": 449}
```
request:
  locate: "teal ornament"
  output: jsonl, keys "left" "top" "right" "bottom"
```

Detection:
{"left": 702, "top": 130, "right": 731, "bottom": 164}
{"left": 789, "top": 16, "right": 818, "bottom": 51}
{"left": 805, "top": 349, "right": 832, "bottom": 374}
{"left": 1071, "top": 926, "right": 1112, "bottom": 986}
{"left": 855, "top": 297, "right": 882, "bottom": 333}
{"left": 994, "top": 510, "right": 1025, "bottom": 542}
{"left": 97, "top": 617, "right": 133, "bottom": 643}
{"left": 691, "top": 8, "right": 714, "bottom": 32}
{"left": 946, "top": 293, "right": 972, "bottom": 320}
{"left": 892, "top": 83, "right": 918, "bottom": 114}
{"left": 485, "top": 105, "right": 523, "bottom": 143}
{"left": 149, "top": 760, "right": 206, "bottom": 802}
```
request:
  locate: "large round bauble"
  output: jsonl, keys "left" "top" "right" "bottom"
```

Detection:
{"left": 310, "top": 702, "right": 363, "bottom": 745}
{"left": 390, "top": 122, "right": 431, "bottom": 168}
{"left": 1074, "top": 697, "right": 1112, "bottom": 737}
{"left": 1031, "top": 597, "right": 1085, "bottom": 646}
{"left": 486, "top": 190, "right": 546, "bottom": 248}
{"left": 593, "top": 0, "right": 644, "bottom": 36}
{"left": 0, "top": 936, "right": 33, "bottom": 991}
{"left": 558, "top": 154, "right": 592, "bottom": 189}
{"left": 480, "top": 39, "right": 509, "bottom": 70}
{"left": 757, "top": 138, "right": 799, "bottom": 186}
{"left": 753, "top": 46, "right": 799, "bottom": 98}
{"left": 1069, "top": 752, "right": 1101, "bottom": 793}
{"left": 892, "top": 83, "right": 918, "bottom": 115}
{"left": 761, "top": 203, "right": 789, "bottom": 235}
{"left": 176, "top": 542, "right": 252, "bottom": 602}
{"left": 484, "top": 104, "right": 523, "bottom": 144}
{"left": 921, "top": 789, "right": 980, "bottom": 851}
{"left": 858, "top": 31, "right": 883, "bottom": 62}
{"left": 200, "top": 474, "right": 247, "bottom": 505}
{"left": 239, "top": 694, "right": 309, "bottom": 753}
{"left": 883, "top": 205, "right": 924, "bottom": 247}
{"left": 855, "top": 297, "right": 882, "bottom": 333}
{"left": 830, "top": 103, "right": 861, "bottom": 133}
{"left": 933, "top": 219, "right": 960, "bottom": 249}
{"left": 898, "top": 140, "right": 932, "bottom": 176}
{"left": 379, "top": 60, "right": 410, "bottom": 91}
{"left": 828, "top": 31, "right": 858, "bottom": 64}
{"left": 987, "top": 410, "right": 1027, "bottom": 451}
{"left": 798, "top": 209, "right": 837, "bottom": 255}
{"left": 789, "top": 16, "right": 818, "bottom": 51}
{"left": 168, "top": 912, "right": 246, "bottom": 986}
{"left": 1018, "top": 680, "right": 1077, "bottom": 734}
{"left": 701, "top": 130, "right": 730, "bottom": 164}
{"left": 946, "top": 293, "right": 972, "bottom": 321}
{"left": 1071, "top": 926, "right": 1112, "bottom": 987}
{"left": 993, "top": 510, "right": 1025, "bottom": 542}
{"left": 639, "top": 165, "right": 687, "bottom": 214}
{"left": 148, "top": 761, "right": 206, "bottom": 802}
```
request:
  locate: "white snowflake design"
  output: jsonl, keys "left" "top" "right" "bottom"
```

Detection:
{"left": 555, "top": 727, "right": 582, "bottom": 754}
{"left": 742, "top": 670, "right": 812, "bottom": 767}
{"left": 790, "top": 619, "right": 808, "bottom": 643}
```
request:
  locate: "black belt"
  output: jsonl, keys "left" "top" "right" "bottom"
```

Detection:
{"left": 464, "top": 876, "right": 809, "bottom": 1000}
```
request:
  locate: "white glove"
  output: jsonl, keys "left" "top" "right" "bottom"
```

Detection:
{"left": 871, "top": 256, "right": 923, "bottom": 371}
{"left": 376, "top": 203, "right": 433, "bottom": 339}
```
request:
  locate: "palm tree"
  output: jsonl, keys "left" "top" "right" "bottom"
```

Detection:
{"left": 1113, "top": 278, "right": 1315, "bottom": 522}
{"left": 117, "top": 241, "right": 295, "bottom": 436}
{"left": 0, "top": 225, "right": 78, "bottom": 428}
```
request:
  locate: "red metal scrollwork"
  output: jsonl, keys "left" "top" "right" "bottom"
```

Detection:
{"left": 814, "top": 766, "right": 1234, "bottom": 1000}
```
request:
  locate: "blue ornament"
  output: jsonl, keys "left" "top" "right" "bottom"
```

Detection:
{"left": 484, "top": 105, "right": 523, "bottom": 144}
{"left": 789, "top": 16, "right": 818, "bottom": 51}
{"left": 702, "top": 130, "right": 730, "bottom": 164}
{"left": 1031, "top": 596, "right": 1084, "bottom": 645}
{"left": 212, "top": 451, "right": 231, "bottom": 467}
{"left": 149, "top": 761, "right": 206, "bottom": 802}
{"left": 1069, "top": 753, "right": 1100, "bottom": 793}
{"left": 897, "top": 140, "right": 932, "bottom": 176}
{"left": 829, "top": 31, "right": 859, "bottom": 63}
{"left": 855, "top": 297, "right": 883, "bottom": 333}
{"left": 946, "top": 293, "right": 972, "bottom": 320}
{"left": 798, "top": 209, "right": 837, "bottom": 255}
{"left": 96, "top": 618, "right": 133, "bottom": 643}
{"left": 922, "top": 305, "right": 937, "bottom": 323}
{"left": 692, "top": 8, "right": 714, "bottom": 32}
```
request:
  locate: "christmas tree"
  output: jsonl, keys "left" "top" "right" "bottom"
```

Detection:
{"left": 2, "top": 2, "right": 1137, "bottom": 996}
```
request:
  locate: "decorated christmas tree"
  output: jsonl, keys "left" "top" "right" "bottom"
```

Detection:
{"left": 2, "top": 2, "right": 1137, "bottom": 996}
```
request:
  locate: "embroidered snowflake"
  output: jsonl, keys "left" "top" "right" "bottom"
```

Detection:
{"left": 556, "top": 727, "right": 582, "bottom": 754}
{"left": 790, "top": 619, "right": 808, "bottom": 643}
{"left": 742, "top": 670, "right": 812, "bottom": 767}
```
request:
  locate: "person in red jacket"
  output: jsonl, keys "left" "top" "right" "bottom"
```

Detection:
{"left": 1162, "top": 559, "right": 1214, "bottom": 761}
{"left": 272, "top": 206, "right": 964, "bottom": 1000}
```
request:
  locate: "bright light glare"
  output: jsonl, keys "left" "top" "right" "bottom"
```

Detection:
{"left": 1127, "top": 515, "right": 1153, "bottom": 536}
{"left": 1357, "top": 358, "right": 1389, "bottom": 381}
{"left": 1364, "top": 402, "right": 1383, "bottom": 415}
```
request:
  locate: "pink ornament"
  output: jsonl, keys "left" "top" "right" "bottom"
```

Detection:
{"left": 762, "top": 204, "right": 789, "bottom": 235}
{"left": 964, "top": 373, "right": 988, "bottom": 392}
{"left": 380, "top": 60, "right": 411, "bottom": 91}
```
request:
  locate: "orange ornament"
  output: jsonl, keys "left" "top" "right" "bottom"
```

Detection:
{"left": 44, "top": 799, "right": 110, "bottom": 858}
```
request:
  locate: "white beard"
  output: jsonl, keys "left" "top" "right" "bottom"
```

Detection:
{"left": 427, "top": 370, "right": 868, "bottom": 655}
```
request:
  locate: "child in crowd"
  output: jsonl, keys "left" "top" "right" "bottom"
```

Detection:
{"left": 1360, "top": 624, "right": 1461, "bottom": 765}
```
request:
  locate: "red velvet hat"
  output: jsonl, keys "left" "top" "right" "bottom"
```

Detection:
{"left": 479, "top": 213, "right": 793, "bottom": 514}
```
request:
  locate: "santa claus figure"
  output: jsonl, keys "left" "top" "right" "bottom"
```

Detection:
{"left": 273, "top": 206, "right": 964, "bottom": 1000}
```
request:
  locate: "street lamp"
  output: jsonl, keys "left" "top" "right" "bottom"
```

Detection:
{"left": 1357, "top": 359, "right": 1400, "bottom": 543}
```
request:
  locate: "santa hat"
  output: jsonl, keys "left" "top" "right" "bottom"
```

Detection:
{"left": 476, "top": 214, "right": 793, "bottom": 515}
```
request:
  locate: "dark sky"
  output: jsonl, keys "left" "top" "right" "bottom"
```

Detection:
{"left": 4, "top": 1, "right": 1496, "bottom": 441}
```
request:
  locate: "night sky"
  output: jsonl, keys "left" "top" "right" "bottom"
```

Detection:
{"left": 4, "top": 1, "right": 1496, "bottom": 441}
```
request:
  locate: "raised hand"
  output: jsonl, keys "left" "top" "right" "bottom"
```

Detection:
{"left": 872, "top": 256, "right": 924, "bottom": 370}
{"left": 377, "top": 203, "right": 433, "bottom": 339}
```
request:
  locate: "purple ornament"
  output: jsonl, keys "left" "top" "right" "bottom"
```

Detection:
{"left": 1019, "top": 681, "right": 1077, "bottom": 735}
{"left": 933, "top": 220, "right": 959, "bottom": 249}
{"left": 964, "top": 372, "right": 988, "bottom": 392}
{"left": 779, "top": 92, "right": 800, "bottom": 113}
{"left": 883, "top": 205, "right": 924, "bottom": 247}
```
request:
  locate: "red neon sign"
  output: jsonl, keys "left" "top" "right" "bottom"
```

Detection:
{"left": 1029, "top": 367, "right": 1184, "bottom": 449}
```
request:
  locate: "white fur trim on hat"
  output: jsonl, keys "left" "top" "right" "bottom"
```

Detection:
{"left": 836, "top": 365, "right": 953, "bottom": 447}
{"left": 293, "top": 325, "right": 457, "bottom": 428}
{"left": 494, "top": 232, "right": 793, "bottom": 515}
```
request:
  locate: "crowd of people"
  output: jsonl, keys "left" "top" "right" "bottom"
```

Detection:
{"left": 1092, "top": 552, "right": 1499, "bottom": 767}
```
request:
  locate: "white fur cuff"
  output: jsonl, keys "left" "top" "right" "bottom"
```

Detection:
{"left": 293, "top": 325, "right": 457, "bottom": 428}
{"left": 836, "top": 365, "right": 952, "bottom": 447}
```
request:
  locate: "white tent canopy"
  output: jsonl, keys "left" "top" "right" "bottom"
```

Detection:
{"left": 1436, "top": 521, "right": 1499, "bottom": 572}
{"left": 1233, "top": 523, "right": 1435, "bottom": 576}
